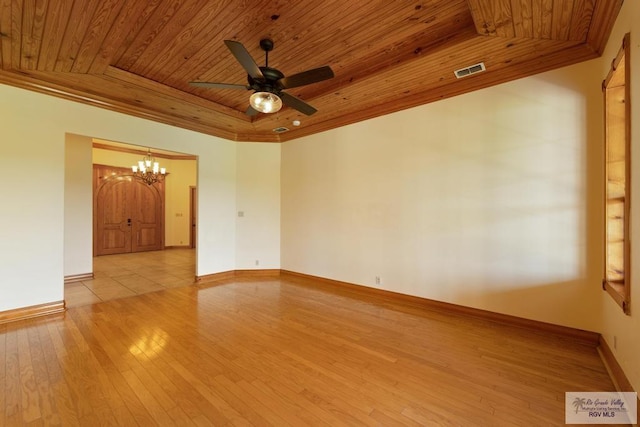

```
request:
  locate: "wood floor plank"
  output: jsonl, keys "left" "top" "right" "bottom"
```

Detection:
{"left": 210, "top": 374, "right": 284, "bottom": 426}
{"left": 121, "top": 369, "right": 174, "bottom": 425}
{"left": 16, "top": 326, "right": 41, "bottom": 424}
{"left": 1, "top": 271, "right": 623, "bottom": 426}
{"left": 26, "top": 324, "right": 58, "bottom": 426}
{"left": 234, "top": 378, "right": 308, "bottom": 426}
{"left": 68, "top": 314, "right": 147, "bottom": 426}
{"left": 167, "top": 360, "right": 246, "bottom": 425}
{"left": 261, "top": 377, "right": 348, "bottom": 426}
{"left": 42, "top": 322, "right": 81, "bottom": 427}
{"left": 369, "top": 407, "right": 425, "bottom": 427}
{"left": 139, "top": 349, "right": 230, "bottom": 424}
{"left": 88, "top": 301, "right": 240, "bottom": 425}
{"left": 4, "top": 327, "right": 22, "bottom": 426}
{"left": 0, "top": 324, "right": 6, "bottom": 427}
{"left": 165, "top": 405, "right": 197, "bottom": 426}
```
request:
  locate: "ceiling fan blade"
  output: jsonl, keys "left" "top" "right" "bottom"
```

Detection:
{"left": 279, "top": 91, "right": 318, "bottom": 116}
{"left": 224, "top": 40, "right": 264, "bottom": 80}
{"left": 279, "top": 66, "right": 334, "bottom": 89}
{"left": 189, "top": 82, "right": 248, "bottom": 90}
{"left": 245, "top": 105, "right": 259, "bottom": 116}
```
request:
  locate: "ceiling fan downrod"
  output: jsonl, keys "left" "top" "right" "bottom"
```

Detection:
{"left": 259, "top": 38, "right": 274, "bottom": 68}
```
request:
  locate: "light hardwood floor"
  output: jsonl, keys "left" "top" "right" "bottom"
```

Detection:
{"left": 5, "top": 264, "right": 620, "bottom": 426}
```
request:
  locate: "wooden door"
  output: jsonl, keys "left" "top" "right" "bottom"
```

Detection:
{"left": 190, "top": 186, "right": 197, "bottom": 249}
{"left": 132, "top": 182, "right": 164, "bottom": 252}
{"left": 94, "top": 165, "right": 165, "bottom": 256}
{"left": 95, "top": 176, "right": 133, "bottom": 255}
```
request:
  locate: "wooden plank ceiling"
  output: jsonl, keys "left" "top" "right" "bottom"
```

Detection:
{"left": 0, "top": 0, "right": 622, "bottom": 142}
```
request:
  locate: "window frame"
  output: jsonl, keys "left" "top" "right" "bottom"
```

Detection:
{"left": 602, "top": 33, "right": 631, "bottom": 314}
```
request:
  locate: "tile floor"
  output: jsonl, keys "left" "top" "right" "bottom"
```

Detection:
{"left": 65, "top": 248, "right": 196, "bottom": 308}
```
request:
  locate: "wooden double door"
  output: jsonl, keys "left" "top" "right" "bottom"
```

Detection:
{"left": 94, "top": 165, "right": 164, "bottom": 256}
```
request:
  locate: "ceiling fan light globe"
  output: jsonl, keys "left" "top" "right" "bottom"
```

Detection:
{"left": 250, "top": 92, "right": 282, "bottom": 113}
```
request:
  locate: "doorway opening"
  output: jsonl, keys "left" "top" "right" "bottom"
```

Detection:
{"left": 63, "top": 136, "right": 199, "bottom": 307}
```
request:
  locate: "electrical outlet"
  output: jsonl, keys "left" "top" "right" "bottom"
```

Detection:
{"left": 255, "top": 260, "right": 259, "bottom": 266}
{"left": 375, "top": 276, "right": 381, "bottom": 285}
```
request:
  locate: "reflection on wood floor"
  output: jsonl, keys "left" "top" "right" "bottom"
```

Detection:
{"left": 65, "top": 248, "right": 195, "bottom": 307}
{"left": 5, "top": 268, "right": 618, "bottom": 426}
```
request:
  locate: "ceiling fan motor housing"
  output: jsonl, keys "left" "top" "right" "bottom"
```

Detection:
{"left": 248, "top": 67, "right": 285, "bottom": 93}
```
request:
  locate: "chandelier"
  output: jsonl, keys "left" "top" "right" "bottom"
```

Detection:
{"left": 131, "top": 148, "right": 166, "bottom": 185}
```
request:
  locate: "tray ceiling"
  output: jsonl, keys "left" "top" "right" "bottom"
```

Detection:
{"left": 0, "top": 0, "right": 622, "bottom": 142}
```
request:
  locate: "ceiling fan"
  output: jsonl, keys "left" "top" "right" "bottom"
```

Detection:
{"left": 190, "top": 38, "right": 334, "bottom": 116}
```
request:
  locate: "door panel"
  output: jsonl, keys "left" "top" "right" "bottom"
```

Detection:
{"left": 132, "top": 182, "right": 163, "bottom": 253}
{"left": 95, "top": 177, "right": 133, "bottom": 255}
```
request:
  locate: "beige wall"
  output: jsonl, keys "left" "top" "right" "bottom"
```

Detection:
{"left": 282, "top": 58, "right": 603, "bottom": 331}
{"left": 92, "top": 146, "right": 197, "bottom": 247}
{"left": 64, "top": 134, "right": 93, "bottom": 276}
{"left": 0, "top": 87, "right": 67, "bottom": 311}
{"left": 598, "top": 0, "right": 640, "bottom": 394}
{"left": 235, "top": 142, "right": 281, "bottom": 269}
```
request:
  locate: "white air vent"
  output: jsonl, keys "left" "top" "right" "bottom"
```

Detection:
{"left": 272, "top": 127, "right": 289, "bottom": 133}
{"left": 454, "top": 62, "right": 486, "bottom": 79}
